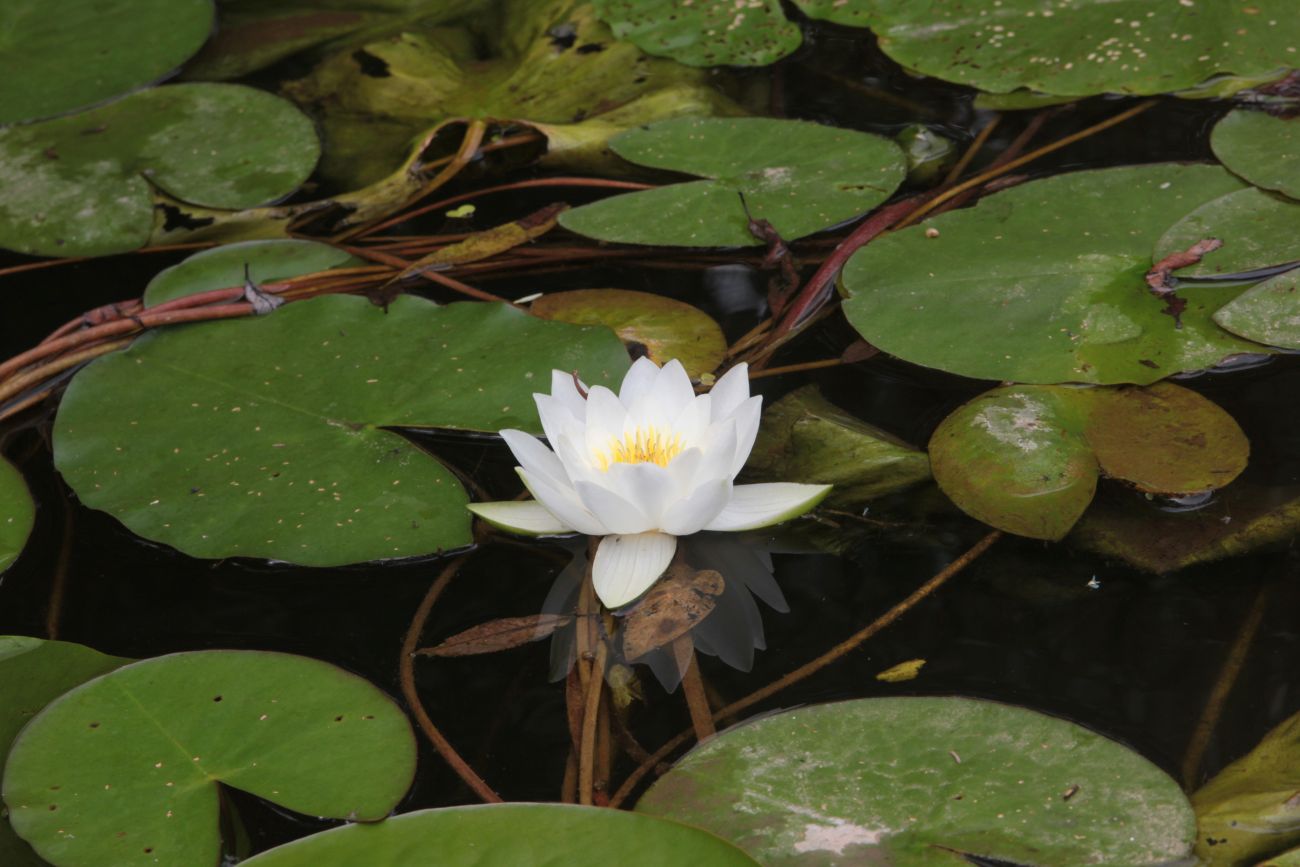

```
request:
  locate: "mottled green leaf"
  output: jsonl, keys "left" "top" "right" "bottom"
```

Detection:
{"left": 239, "top": 804, "right": 762, "bottom": 866}
{"left": 0, "top": 0, "right": 214, "bottom": 124}
{"left": 53, "top": 295, "right": 629, "bottom": 566}
{"left": 530, "top": 289, "right": 725, "bottom": 379}
{"left": 0, "top": 638, "right": 131, "bottom": 867}
{"left": 0, "top": 84, "right": 320, "bottom": 258}
{"left": 637, "top": 697, "right": 1195, "bottom": 866}
{"left": 144, "top": 240, "right": 357, "bottom": 307}
{"left": 3, "top": 650, "right": 416, "bottom": 867}
{"left": 1213, "top": 268, "right": 1300, "bottom": 349}
{"left": 1154, "top": 187, "right": 1300, "bottom": 277}
{"left": 560, "top": 117, "right": 906, "bottom": 248}
{"left": 841, "top": 164, "right": 1268, "bottom": 385}
{"left": 744, "top": 385, "right": 930, "bottom": 507}
{"left": 1263, "top": 845, "right": 1300, "bottom": 866}
{"left": 589, "top": 0, "right": 801, "bottom": 67}
{"left": 1211, "top": 110, "right": 1300, "bottom": 201}
{"left": 1193, "top": 709, "right": 1300, "bottom": 866}
{"left": 0, "top": 459, "right": 34, "bottom": 577}
{"left": 930, "top": 383, "right": 1248, "bottom": 541}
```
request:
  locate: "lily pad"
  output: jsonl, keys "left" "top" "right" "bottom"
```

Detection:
{"left": 1192, "top": 709, "right": 1300, "bottom": 866}
{"left": 559, "top": 117, "right": 906, "bottom": 248}
{"left": 1212, "top": 267, "right": 1300, "bottom": 349}
{"left": 3, "top": 649, "right": 416, "bottom": 867}
{"left": 1153, "top": 187, "right": 1300, "bottom": 277}
{"left": 841, "top": 163, "right": 1269, "bottom": 385}
{"left": 53, "top": 295, "right": 629, "bottom": 566}
{"left": 930, "top": 383, "right": 1248, "bottom": 541}
{"left": 1211, "top": 110, "right": 1300, "bottom": 201}
{"left": 743, "top": 385, "right": 931, "bottom": 507}
{"left": 1265, "top": 848, "right": 1300, "bottom": 866}
{"left": 530, "top": 289, "right": 726, "bottom": 379}
{"left": 0, "top": 458, "right": 34, "bottom": 576}
{"left": 239, "top": 804, "right": 762, "bottom": 866}
{"left": 282, "top": 0, "right": 724, "bottom": 189}
{"left": 143, "top": 240, "right": 357, "bottom": 307}
{"left": 0, "top": 83, "right": 320, "bottom": 258}
{"left": 0, "top": 0, "right": 214, "bottom": 124}
{"left": 0, "top": 637, "right": 131, "bottom": 867}
{"left": 636, "top": 696, "right": 1195, "bottom": 866}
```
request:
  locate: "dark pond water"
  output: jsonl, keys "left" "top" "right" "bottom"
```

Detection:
{"left": 2, "top": 20, "right": 1298, "bottom": 858}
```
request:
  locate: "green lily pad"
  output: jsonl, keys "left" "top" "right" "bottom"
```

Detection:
{"left": 143, "top": 240, "right": 357, "bottom": 307}
{"left": 239, "top": 804, "right": 762, "bottom": 866}
{"left": 1211, "top": 110, "right": 1300, "bottom": 201}
{"left": 636, "top": 696, "right": 1195, "bottom": 866}
{"left": 53, "top": 295, "right": 629, "bottom": 566}
{"left": 0, "top": 83, "right": 320, "bottom": 258}
{"left": 1153, "top": 187, "right": 1300, "bottom": 277}
{"left": 743, "top": 385, "right": 931, "bottom": 507}
{"left": 930, "top": 383, "right": 1249, "bottom": 541}
{"left": 0, "top": 458, "right": 34, "bottom": 576}
{"left": 3, "top": 650, "right": 416, "bottom": 867}
{"left": 282, "top": 0, "right": 724, "bottom": 189}
{"left": 530, "top": 289, "right": 726, "bottom": 379}
{"left": 0, "top": 637, "right": 131, "bottom": 867}
{"left": 1212, "top": 267, "right": 1300, "bottom": 349}
{"left": 0, "top": 0, "right": 214, "bottom": 125}
{"left": 1265, "top": 847, "right": 1300, "bottom": 866}
{"left": 841, "top": 163, "right": 1269, "bottom": 385}
{"left": 559, "top": 117, "right": 906, "bottom": 248}
{"left": 1192, "top": 709, "right": 1300, "bottom": 866}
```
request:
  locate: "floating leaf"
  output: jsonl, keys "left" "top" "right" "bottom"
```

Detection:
{"left": 560, "top": 117, "right": 906, "bottom": 248}
{"left": 875, "top": 658, "right": 925, "bottom": 683}
{"left": 1213, "top": 268, "right": 1300, "bottom": 349}
{"left": 0, "top": 84, "right": 320, "bottom": 258}
{"left": 0, "top": 459, "right": 34, "bottom": 577}
{"left": 531, "top": 289, "right": 726, "bottom": 379}
{"left": 637, "top": 697, "right": 1195, "bottom": 866}
{"left": 282, "top": 0, "right": 727, "bottom": 188}
{"left": 622, "top": 564, "right": 725, "bottom": 660}
{"left": 931, "top": 383, "right": 1248, "bottom": 541}
{"left": 238, "top": 804, "right": 762, "bottom": 866}
{"left": 3, "top": 650, "right": 416, "bottom": 867}
{"left": 1265, "top": 847, "right": 1300, "bottom": 866}
{"left": 1192, "top": 709, "right": 1300, "bottom": 866}
{"left": 589, "top": 0, "right": 801, "bottom": 67}
{"left": 841, "top": 164, "right": 1269, "bottom": 385}
{"left": 422, "top": 614, "right": 570, "bottom": 657}
{"left": 0, "top": 638, "right": 131, "bottom": 867}
{"left": 393, "top": 204, "right": 565, "bottom": 279}
{"left": 144, "top": 240, "right": 358, "bottom": 307}
{"left": 53, "top": 295, "right": 629, "bottom": 566}
{"left": 1211, "top": 110, "right": 1300, "bottom": 201}
{"left": 1153, "top": 187, "right": 1300, "bottom": 277}
{"left": 744, "top": 385, "right": 931, "bottom": 507}
{"left": 0, "top": 0, "right": 214, "bottom": 124}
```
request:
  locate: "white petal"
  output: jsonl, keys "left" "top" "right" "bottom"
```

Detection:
{"left": 660, "top": 478, "right": 732, "bottom": 535}
{"left": 584, "top": 386, "right": 629, "bottom": 456}
{"left": 518, "top": 468, "right": 607, "bottom": 536}
{"left": 710, "top": 363, "right": 751, "bottom": 420}
{"left": 729, "top": 395, "right": 763, "bottom": 477}
{"left": 550, "top": 369, "right": 589, "bottom": 417}
{"left": 666, "top": 446, "right": 705, "bottom": 496}
{"left": 703, "top": 483, "right": 832, "bottom": 532}
{"left": 574, "top": 479, "right": 654, "bottom": 535}
{"left": 618, "top": 357, "right": 660, "bottom": 405}
{"left": 555, "top": 432, "right": 601, "bottom": 484}
{"left": 646, "top": 359, "right": 694, "bottom": 421}
{"left": 535, "top": 394, "right": 582, "bottom": 450}
{"left": 592, "top": 532, "right": 677, "bottom": 608}
{"left": 467, "top": 500, "right": 573, "bottom": 536}
{"left": 669, "top": 393, "right": 712, "bottom": 449}
{"left": 692, "top": 416, "right": 737, "bottom": 486}
{"left": 500, "top": 429, "right": 567, "bottom": 488}
{"left": 604, "top": 461, "right": 674, "bottom": 526}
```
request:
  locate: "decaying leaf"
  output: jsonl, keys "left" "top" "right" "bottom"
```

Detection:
{"left": 621, "top": 565, "right": 724, "bottom": 661}
{"left": 393, "top": 203, "right": 567, "bottom": 280}
{"left": 875, "top": 658, "right": 926, "bottom": 683}
{"left": 421, "top": 614, "right": 571, "bottom": 658}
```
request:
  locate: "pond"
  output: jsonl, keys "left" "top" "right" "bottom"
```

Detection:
{"left": 1, "top": 2, "right": 1300, "bottom": 865}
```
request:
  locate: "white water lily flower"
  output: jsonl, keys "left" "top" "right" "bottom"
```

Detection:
{"left": 468, "top": 357, "right": 831, "bottom": 608}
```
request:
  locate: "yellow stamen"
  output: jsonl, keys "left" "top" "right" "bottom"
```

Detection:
{"left": 594, "top": 425, "right": 684, "bottom": 471}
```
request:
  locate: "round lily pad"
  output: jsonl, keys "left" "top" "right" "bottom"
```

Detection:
{"left": 0, "top": 83, "right": 320, "bottom": 258}
{"left": 636, "top": 696, "right": 1196, "bottom": 866}
{"left": 239, "top": 804, "right": 762, "bottom": 866}
{"left": 53, "top": 295, "right": 629, "bottom": 566}
{"left": 590, "top": 0, "right": 802, "bottom": 67}
{"left": 2, "top": 650, "right": 416, "bottom": 867}
{"left": 559, "top": 117, "right": 906, "bottom": 248}
{"left": 144, "top": 240, "right": 357, "bottom": 306}
{"left": 841, "top": 163, "right": 1267, "bottom": 385}
{"left": 1213, "top": 267, "right": 1300, "bottom": 349}
{"left": 1211, "top": 109, "right": 1300, "bottom": 201}
{"left": 530, "top": 288, "right": 726, "bottom": 379}
{"left": 1153, "top": 186, "right": 1300, "bottom": 277}
{"left": 0, "top": 0, "right": 214, "bottom": 124}
{"left": 0, "top": 458, "right": 34, "bottom": 576}
{"left": 929, "top": 383, "right": 1249, "bottom": 541}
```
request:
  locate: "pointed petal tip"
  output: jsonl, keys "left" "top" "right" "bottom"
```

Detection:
{"left": 592, "top": 531, "right": 677, "bottom": 608}
{"left": 466, "top": 500, "right": 575, "bottom": 537}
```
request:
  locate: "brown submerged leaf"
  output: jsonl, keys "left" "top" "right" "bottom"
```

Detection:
{"left": 421, "top": 613, "right": 570, "bottom": 657}
{"left": 621, "top": 565, "right": 724, "bottom": 661}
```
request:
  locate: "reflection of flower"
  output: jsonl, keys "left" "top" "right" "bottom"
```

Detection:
{"left": 468, "top": 358, "right": 830, "bottom": 608}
